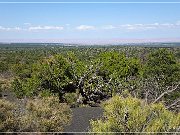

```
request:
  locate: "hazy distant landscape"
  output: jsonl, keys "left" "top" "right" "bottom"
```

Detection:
{"left": 1, "top": 41, "right": 180, "bottom": 47}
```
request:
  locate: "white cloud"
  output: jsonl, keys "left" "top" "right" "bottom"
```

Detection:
{"left": 102, "top": 25, "right": 116, "bottom": 30}
{"left": 0, "top": 26, "right": 23, "bottom": 31}
{"left": 14, "top": 27, "right": 22, "bottom": 30}
{"left": 24, "top": 23, "right": 31, "bottom": 26}
{"left": 135, "top": 24, "right": 144, "bottom": 26}
{"left": 117, "top": 22, "right": 180, "bottom": 31}
{"left": 161, "top": 23, "right": 173, "bottom": 26}
{"left": 176, "top": 21, "right": 180, "bottom": 25}
{"left": 126, "top": 26, "right": 137, "bottom": 30}
{"left": 28, "top": 26, "right": 64, "bottom": 31}
{"left": 121, "top": 24, "right": 133, "bottom": 27}
{"left": 0, "top": 26, "right": 6, "bottom": 30}
{"left": 152, "top": 23, "right": 159, "bottom": 26}
{"left": 0, "top": 25, "right": 64, "bottom": 32}
{"left": 76, "top": 25, "right": 95, "bottom": 30}
{"left": 0, "top": 21, "right": 180, "bottom": 33}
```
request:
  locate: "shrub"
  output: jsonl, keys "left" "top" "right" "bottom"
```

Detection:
{"left": 0, "top": 96, "right": 72, "bottom": 132}
{"left": 63, "top": 92, "right": 78, "bottom": 106}
{"left": 12, "top": 54, "right": 85, "bottom": 100}
{"left": 90, "top": 96, "right": 180, "bottom": 133}
{"left": 98, "top": 51, "right": 141, "bottom": 79}
{"left": 96, "top": 51, "right": 142, "bottom": 97}
{"left": 0, "top": 99, "right": 18, "bottom": 131}
{"left": 19, "top": 96, "right": 72, "bottom": 132}
{"left": 144, "top": 48, "right": 180, "bottom": 84}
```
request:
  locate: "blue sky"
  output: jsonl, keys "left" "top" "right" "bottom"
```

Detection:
{"left": 0, "top": 0, "right": 180, "bottom": 42}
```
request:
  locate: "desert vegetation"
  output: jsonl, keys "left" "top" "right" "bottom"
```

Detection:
{"left": 90, "top": 96, "right": 180, "bottom": 133}
{"left": 0, "top": 96, "right": 72, "bottom": 132}
{"left": 0, "top": 44, "right": 179, "bottom": 132}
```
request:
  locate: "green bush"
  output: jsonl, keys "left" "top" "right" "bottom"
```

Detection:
{"left": 144, "top": 48, "right": 180, "bottom": 84}
{"left": 141, "top": 49, "right": 180, "bottom": 107}
{"left": 63, "top": 92, "right": 78, "bottom": 106}
{"left": 98, "top": 51, "right": 141, "bottom": 79}
{"left": 12, "top": 53, "right": 86, "bottom": 100}
{"left": 0, "top": 96, "right": 72, "bottom": 132}
{"left": 90, "top": 96, "right": 180, "bottom": 133}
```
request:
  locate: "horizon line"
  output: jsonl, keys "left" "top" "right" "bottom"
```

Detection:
{"left": 1, "top": 38, "right": 180, "bottom": 44}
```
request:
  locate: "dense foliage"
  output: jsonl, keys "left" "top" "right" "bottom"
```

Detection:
{"left": 0, "top": 44, "right": 180, "bottom": 132}
{"left": 90, "top": 96, "right": 180, "bottom": 133}
{"left": 8, "top": 46, "right": 179, "bottom": 110}
{"left": 11, "top": 51, "right": 142, "bottom": 105}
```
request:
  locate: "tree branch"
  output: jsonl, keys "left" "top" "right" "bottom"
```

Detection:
{"left": 153, "top": 83, "right": 180, "bottom": 104}
{"left": 166, "top": 98, "right": 180, "bottom": 109}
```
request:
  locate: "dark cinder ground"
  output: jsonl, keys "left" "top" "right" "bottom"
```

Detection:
{"left": 64, "top": 107, "right": 103, "bottom": 133}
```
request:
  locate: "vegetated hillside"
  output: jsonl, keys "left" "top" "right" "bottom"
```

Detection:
{"left": 0, "top": 44, "right": 180, "bottom": 132}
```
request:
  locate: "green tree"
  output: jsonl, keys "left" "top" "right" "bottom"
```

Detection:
{"left": 144, "top": 48, "right": 180, "bottom": 84}
{"left": 140, "top": 49, "right": 180, "bottom": 109}
{"left": 12, "top": 53, "right": 86, "bottom": 101}
{"left": 97, "top": 51, "right": 142, "bottom": 96}
{"left": 98, "top": 51, "right": 140, "bottom": 79}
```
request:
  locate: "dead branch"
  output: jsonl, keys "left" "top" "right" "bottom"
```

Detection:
{"left": 166, "top": 98, "right": 180, "bottom": 109}
{"left": 153, "top": 83, "right": 180, "bottom": 104}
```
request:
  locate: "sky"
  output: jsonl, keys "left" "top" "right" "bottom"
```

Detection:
{"left": 0, "top": 0, "right": 180, "bottom": 43}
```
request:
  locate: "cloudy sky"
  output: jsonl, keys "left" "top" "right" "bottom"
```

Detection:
{"left": 0, "top": 0, "right": 180, "bottom": 43}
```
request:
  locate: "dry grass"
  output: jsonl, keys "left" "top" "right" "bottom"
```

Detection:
{"left": 0, "top": 96, "right": 72, "bottom": 132}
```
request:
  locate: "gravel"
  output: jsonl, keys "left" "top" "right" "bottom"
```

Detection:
{"left": 64, "top": 107, "right": 103, "bottom": 133}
